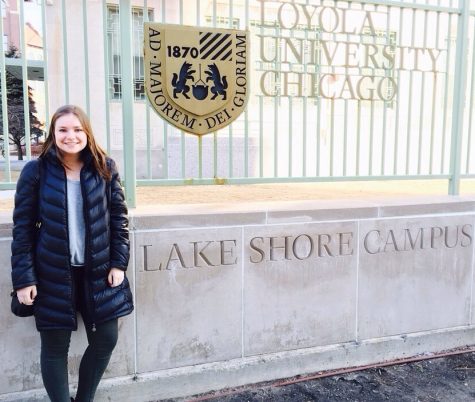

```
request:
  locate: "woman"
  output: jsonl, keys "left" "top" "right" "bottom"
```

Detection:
{"left": 11, "top": 105, "right": 134, "bottom": 402}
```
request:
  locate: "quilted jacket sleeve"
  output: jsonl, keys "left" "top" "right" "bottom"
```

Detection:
{"left": 11, "top": 160, "right": 40, "bottom": 290}
{"left": 108, "top": 158, "right": 130, "bottom": 270}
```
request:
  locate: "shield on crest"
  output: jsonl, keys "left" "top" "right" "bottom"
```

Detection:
{"left": 144, "top": 23, "right": 249, "bottom": 136}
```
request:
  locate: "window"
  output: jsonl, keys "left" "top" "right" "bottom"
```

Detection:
{"left": 107, "top": 5, "right": 153, "bottom": 101}
{"left": 205, "top": 16, "right": 240, "bottom": 29}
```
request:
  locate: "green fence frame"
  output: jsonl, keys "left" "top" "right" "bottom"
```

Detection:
{"left": 1, "top": 0, "right": 475, "bottom": 208}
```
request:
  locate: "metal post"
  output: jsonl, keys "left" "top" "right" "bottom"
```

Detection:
{"left": 19, "top": 0, "right": 31, "bottom": 160}
{"left": 102, "top": 0, "right": 111, "bottom": 154}
{"left": 82, "top": 0, "right": 91, "bottom": 116}
{"left": 448, "top": 0, "right": 470, "bottom": 195}
{"left": 41, "top": 0, "right": 50, "bottom": 129}
{"left": 0, "top": 1, "right": 11, "bottom": 183}
{"left": 119, "top": 0, "right": 136, "bottom": 207}
{"left": 61, "top": 0, "right": 70, "bottom": 104}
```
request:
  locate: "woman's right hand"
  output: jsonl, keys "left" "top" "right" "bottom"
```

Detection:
{"left": 16, "top": 285, "right": 37, "bottom": 305}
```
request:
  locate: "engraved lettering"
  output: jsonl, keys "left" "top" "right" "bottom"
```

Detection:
{"left": 220, "top": 240, "right": 238, "bottom": 265}
{"left": 141, "top": 244, "right": 154, "bottom": 271}
{"left": 461, "top": 224, "right": 473, "bottom": 247}
{"left": 292, "top": 234, "right": 314, "bottom": 260}
{"left": 165, "top": 243, "right": 188, "bottom": 270}
{"left": 364, "top": 230, "right": 381, "bottom": 254}
{"left": 192, "top": 241, "right": 216, "bottom": 267}
{"left": 250, "top": 236, "right": 265, "bottom": 263}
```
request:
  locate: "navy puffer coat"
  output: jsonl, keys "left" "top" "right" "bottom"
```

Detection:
{"left": 11, "top": 148, "right": 134, "bottom": 331}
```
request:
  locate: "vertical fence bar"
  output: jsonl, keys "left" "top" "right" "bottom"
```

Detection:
{"left": 0, "top": 3, "right": 11, "bottom": 182}
{"left": 244, "top": 0, "right": 249, "bottom": 178}
{"left": 417, "top": 10, "right": 429, "bottom": 174}
{"left": 213, "top": 0, "right": 217, "bottom": 27}
{"left": 274, "top": 95, "right": 278, "bottom": 177}
{"left": 119, "top": 0, "right": 136, "bottom": 206}
{"left": 213, "top": 132, "right": 218, "bottom": 178}
{"left": 196, "top": 0, "right": 205, "bottom": 179}
{"left": 356, "top": 100, "right": 361, "bottom": 175}
{"left": 61, "top": 0, "right": 70, "bottom": 104}
{"left": 429, "top": 10, "right": 441, "bottom": 174}
{"left": 316, "top": 45, "right": 321, "bottom": 176}
{"left": 161, "top": 0, "right": 168, "bottom": 179}
{"left": 196, "top": 0, "right": 200, "bottom": 25}
{"left": 314, "top": 99, "right": 320, "bottom": 176}
{"left": 343, "top": 100, "right": 348, "bottom": 176}
{"left": 228, "top": 0, "right": 233, "bottom": 178}
{"left": 302, "top": 24, "right": 309, "bottom": 178}
{"left": 259, "top": 17, "right": 264, "bottom": 179}
{"left": 288, "top": 97, "right": 292, "bottom": 177}
{"left": 82, "top": 0, "right": 91, "bottom": 116}
{"left": 441, "top": 12, "right": 453, "bottom": 173}
{"left": 181, "top": 128, "right": 185, "bottom": 181}
{"left": 244, "top": 109, "right": 248, "bottom": 177}
{"left": 274, "top": 23, "right": 280, "bottom": 178}
{"left": 369, "top": 99, "right": 374, "bottom": 175}
{"left": 179, "top": 0, "right": 186, "bottom": 179}
{"left": 367, "top": 3, "right": 373, "bottom": 176}
{"left": 302, "top": 98, "right": 307, "bottom": 177}
{"left": 381, "top": 6, "right": 390, "bottom": 175}
{"left": 259, "top": 96, "right": 263, "bottom": 177}
{"left": 245, "top": 0, "right": 249, "bottom": 28}
{"left": 102, "top": 0, "right": 111, "bottom": 154}
{"left": 41, "top": 0, "right": 50, "bottom": 130}
{"left": 393, "top": 6, "right": 403, "bottom": 175}
{"left": 19, "top": 0, "right": 31, "bottom": 159}
{"left": 144, "top": 0, "right": 152, "bottom": 179}
{"left": 405, "top": 8, "right": 416, "bottom": 174}
{"left": 330, "top": 98, "right": 334, "bottom": 176}
{"left": 356, "top": 1, "right": 363, "bottom": 176}
{"left": 448, "top": 0, "right": 469, "bottom": 194}
{"left": 198, "top": 135, "right": 202, "bottom": 178}
{"left": 465, "top": 18, "right": 475, "bottom": 174}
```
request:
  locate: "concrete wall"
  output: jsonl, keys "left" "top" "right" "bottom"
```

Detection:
{"left": 1, "top": 196, "right": 475, "bottom": 401}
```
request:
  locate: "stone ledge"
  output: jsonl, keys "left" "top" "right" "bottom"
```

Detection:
{"left": 129, "top": 196, "right": 475, "bottom": 228}
{"left": 2, "top": 326, "right": 473, "bottom": 402}
{"left": 1, "top": 196, "right": 474, "bottom": 230}
{"left": 376, "top": 196, "right": 475, "bottom": 217}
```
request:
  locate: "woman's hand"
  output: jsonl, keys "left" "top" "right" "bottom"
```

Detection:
{"left": 17, "top": 285, "right": 37, "bottom": 305}
{"left": 108, "top": 267, "right": 124, "bottom": 287}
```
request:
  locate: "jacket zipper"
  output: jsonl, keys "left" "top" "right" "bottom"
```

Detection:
{"left": 80, "top": 169, "right": 97, "bottom": 332}
{"left": 63, "top": 168, "right": 77, "bottom": 329}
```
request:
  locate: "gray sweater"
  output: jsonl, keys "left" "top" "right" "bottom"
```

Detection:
{"left": 67, "top": 179, "right": 85, "bottom": 265}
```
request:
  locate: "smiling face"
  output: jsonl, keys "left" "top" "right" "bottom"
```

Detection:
{"left": 54, "top": 113, "right": 87, "bottom": 157}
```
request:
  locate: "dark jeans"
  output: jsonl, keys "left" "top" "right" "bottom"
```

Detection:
{"left": 39, "top": 267, "right": 118, "bottom": 402}
{"left": 40, "top": 318, "right": 118, "bottom": 402}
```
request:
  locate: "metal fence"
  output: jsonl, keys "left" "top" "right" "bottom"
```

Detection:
{"left": 0, "top": 0, "right": 474, "bottom": 207}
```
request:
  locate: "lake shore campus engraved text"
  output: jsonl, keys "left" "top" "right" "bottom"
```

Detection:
{"left": 140, "top": 223, "right": 473, "bottom": 271}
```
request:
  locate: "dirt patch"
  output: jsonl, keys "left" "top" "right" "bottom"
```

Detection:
{"left": 162, "top": 351, "right": 475, "bottom": 402}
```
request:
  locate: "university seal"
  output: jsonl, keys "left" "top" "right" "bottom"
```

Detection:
{"left": 144, "top": 23, "right": 249, "bottom": 136}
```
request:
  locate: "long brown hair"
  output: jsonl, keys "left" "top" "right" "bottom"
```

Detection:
{"left": 39, "top": 105, "right": 111, "bottom": 180}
